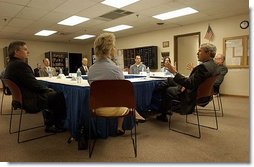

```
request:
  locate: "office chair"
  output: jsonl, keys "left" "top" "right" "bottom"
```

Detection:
{"left": 213, "top": 89, "right": 224, "bottom": 117}
{"left": 0, "top": 78, "right": 12, "bottom": 115}
{"left": 195, "top": 88, "right": 224, "bottom": 117}
{"left": 2, "top": 78, "right": 54, "bottom": 143}
{"left": 168, "top": 75, "right": 218, "bottom": 138}
{"left": 88, "top": 80, "right": 137, "bottom": 158}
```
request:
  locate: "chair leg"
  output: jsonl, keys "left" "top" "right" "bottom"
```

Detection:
{"left": 131, "top": 113, "right": 137, "bottom": 157}
{"left": 88, "top": 113, "right": 137, "bottom": 158}
{"left": 214, "top": 93, "right": 224, "bottom": 117}
{"left": 9, "top": 107, "right": 55, "bottom": 143}
{"left": 189, "top": 99, "right": 218, "bottom": 130}
{"left": 218, "top": 94, "right": 224, "bottom": 117}
{"left": 9, "top": 107, "right": 15, "bottom": 134}
{"left": 212, "top": 98, "right": 219, "bottom": 130}
{"left": 0, "top": 92, "right": 4, "bottom": 115}
{"left": 88, "top": 117, "right": 96, "bottom": 158}
{"left": 169, "top": 111, "right": 201, "bottom": 139}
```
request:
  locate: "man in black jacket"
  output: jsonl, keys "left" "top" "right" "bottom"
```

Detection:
{"left": 156, "top": 43, "right": 219, "bottom": 122}
{"left": 4, "top": 41, "right": 66, "bottom": 132}
{"left": 213, "top": 53, "right": 228, "bottom": 94}
{"left": 79, "top": 57, "right": 89, "bottom": 75}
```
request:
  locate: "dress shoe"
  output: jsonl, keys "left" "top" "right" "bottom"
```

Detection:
{"left": 45, "top": 125, "right": 66, "bottom": 133}
{"left": 45, "top": 126, "right": 57, "bottom": 133}
{"left": 166, "top": 110, "right": 173, "bottom": 116}
{"left": 156, "top": 114, "right": 168, "bottom": 122}
{"left": 136, "top": 119, "right": 146, "bottom": 124}
{"left": 116, "top": 129, "right": 125, "bottom": 136}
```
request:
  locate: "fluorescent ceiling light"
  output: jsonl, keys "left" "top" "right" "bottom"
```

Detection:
{"left": 153, "top": 7, "right": 198, "bottom": 20}
{"left": 58, "top": 16, "right": 89, "bottom": 26}
{"left": 74, "top": 34, "right": 95, "bottom": 40}
{"left": 101, "top": 0, "right": 140, "bottom": 8}
{"left": 103, "top": 25, "right": 133, "bottom": 32}
{"left": 34, "top": 30, "right": 57, "bottom": 36}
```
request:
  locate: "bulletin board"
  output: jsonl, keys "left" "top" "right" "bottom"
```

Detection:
{"left": 223, "top": 35, "right": 249, "bottom": 68}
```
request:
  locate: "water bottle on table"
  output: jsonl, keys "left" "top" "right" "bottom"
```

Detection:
{"left": 76, "top": 68, "right": 82, "bottom": 83}
{"left": 146, "top": 67, "right": 150, "bottom": 78}
{"left": 59, "top": 68, "right": 63, "bottom": 74}
{"left": 48, "top": 68, "right": 53, "bottom": 78}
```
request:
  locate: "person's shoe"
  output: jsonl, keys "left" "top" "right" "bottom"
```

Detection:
{"left": 45, "top": 126, "right": 57, "bottom": 133}
{"left": 136, "top": 119, "right": 146, "bottom": 124}
{"left": 156, "top": 114, "right": 168, "bottom": 122}
{"left": 45, "top": 125, "right": 67, "bottom": 133}
{"left": 166, "top": 110, "right": 173, "bottom": 116}
{"left": 55, "top": 127, "right": 67, "bottom": 133}
{"left": 116, "top": 129, "right": 125, "bottom": 136}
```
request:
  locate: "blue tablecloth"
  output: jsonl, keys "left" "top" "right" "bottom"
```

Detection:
{"left": 40, "top": 79, "right": 163, "bottom": 138}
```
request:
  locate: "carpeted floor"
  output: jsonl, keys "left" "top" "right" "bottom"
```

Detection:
{"left": 0, "top": 92, "right": 250, "bottom": 163}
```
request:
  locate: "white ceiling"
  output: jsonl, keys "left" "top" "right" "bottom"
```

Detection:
{"left": 0, "top": 0, "right": 249, "bottom": 44}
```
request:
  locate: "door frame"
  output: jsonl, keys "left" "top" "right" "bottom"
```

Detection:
{"left": 174, "top": 32, "right": 200, "bottom": 71}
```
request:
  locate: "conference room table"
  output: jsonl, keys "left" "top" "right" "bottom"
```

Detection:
{"left": 37, "top": 74, "right": 166, "bottom": 138}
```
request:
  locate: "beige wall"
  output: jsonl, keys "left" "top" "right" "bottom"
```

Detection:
{"left": 0, "top": 14, "right": 249, "bottom": 96}
{"left": 0, "top": 40, "right": 88, "bottom": 70}
{"left": 115, "top": 14, "right": 249, "bottom": 96}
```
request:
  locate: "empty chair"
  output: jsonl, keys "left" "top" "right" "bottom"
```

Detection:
{"left": 2, "top": 78, "right": 54, "bottom": 143}
{"left": 88, "top": 80, "right": 137, "bottom": 158}
{"left": 168, "top": 75, "right": 218, "bottom": 138}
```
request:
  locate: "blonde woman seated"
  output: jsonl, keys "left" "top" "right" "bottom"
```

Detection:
{"left": 88, "top": 32, "right": 144, "bottom": 136}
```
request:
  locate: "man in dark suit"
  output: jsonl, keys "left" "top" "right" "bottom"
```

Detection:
{"left": 79, "top": 57, "right": 89, "bottom": 75}
{"left": 156, "top": 43, "right": 219, "bottom": 122}
{"left": 33, "top": 63, "right": 41, "bottom": 77}
{"left": 4, "top": 41, "right": 67, "bottom": 132}
{"left": 213, "top": 53, "right": 228, "bottom": 94}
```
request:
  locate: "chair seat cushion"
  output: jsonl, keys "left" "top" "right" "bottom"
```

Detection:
{"left": 94, "top": 107, "right": 129, "bottom": 117}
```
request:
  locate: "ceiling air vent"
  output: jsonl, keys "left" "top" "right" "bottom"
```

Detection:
{"left": 97, "top": 9, "right": 134, "bottom": 21}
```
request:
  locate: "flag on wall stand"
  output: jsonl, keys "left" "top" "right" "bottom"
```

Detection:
{"left": 204, "top": 25, "right": 214, "bottom": 41}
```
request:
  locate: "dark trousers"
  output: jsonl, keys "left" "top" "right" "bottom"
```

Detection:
{"left": 159, "top": 86, "right": 181, "bottom": 116}
{"left": 156, "top": 78, "right": 182, "bottom": 116}
{"left": 43, "top": 91, "right": 67, "bottom": 127}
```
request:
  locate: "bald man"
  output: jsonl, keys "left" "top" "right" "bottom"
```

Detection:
{"left": 213, "top": 53, "right": 228, "bottom": 93}
{"left": 79, "top": 57, "right": 89, "bottom": 75}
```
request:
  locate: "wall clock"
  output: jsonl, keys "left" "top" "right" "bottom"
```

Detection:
{"left": 240, "top": 20, "right": 249, "bottom": 29}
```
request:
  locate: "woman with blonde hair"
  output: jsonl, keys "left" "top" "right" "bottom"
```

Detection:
{"left": 88, "top": 33, "right": 144, "bottom": 136}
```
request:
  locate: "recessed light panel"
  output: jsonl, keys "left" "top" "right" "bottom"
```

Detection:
{"left": 74, "top": 34, "right": 95, "bottom": 40}
{"left": 34, "top": 30, "right": 57, "bottom": 36}
{"left": 153, "top": 7, "right": 198, "bottom": 20}
{"left": 58, "top": 16, "right": 89, "bottom": 26}
{"left": 101, "top": 0, "right": 140, "bottom": 8}
{"left": 103, "top": 25, "right": 133, "bottom": 32}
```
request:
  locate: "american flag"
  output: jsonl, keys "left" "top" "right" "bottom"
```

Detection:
{"left": 204, "top": 25, "right": 214, "bottom": 41}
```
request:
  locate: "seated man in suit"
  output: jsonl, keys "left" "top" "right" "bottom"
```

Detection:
{"left": 39, "top": 58, "right": 57, "bottom": 77}
{"left": 79, "top": 57, "right": 89, "bottom": 75}
{"left": 156, "top": 43, "right": 220, "bottom": 122}
{"left": 186, "top": 53, "right": 228, "bottom": 94}
{"left": 213, "top": 53, "right": 228, "bottom": 94}
{"left": 4, "top": 41, "right": 67, "bottom": 132}
{"left": 129, "top": 55, "right": 146, "bottom": 74}
{"left": 33, "top": 63, "right": 41, "bottom": 77}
